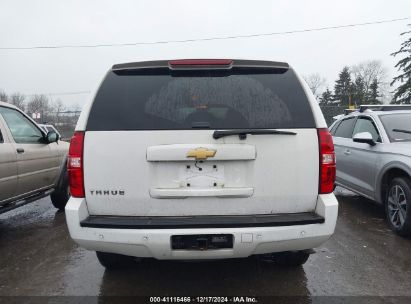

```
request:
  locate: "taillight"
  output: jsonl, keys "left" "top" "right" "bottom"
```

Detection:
{"left": 68, "top": 131, "right": 85, "bottom": 198}
{"left": 318, "top": 128, "right": 336, "bottom": 194}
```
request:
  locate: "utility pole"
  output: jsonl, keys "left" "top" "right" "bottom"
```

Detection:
{"left": 348, "top": 95, "right": 353, "bottom": 109}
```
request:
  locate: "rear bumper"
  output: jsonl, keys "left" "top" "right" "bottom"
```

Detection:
{"left": 65, "top": 194, "right": 338, "bottom": 260}
{"left": 80, "top": 213, "right": 325, "bottom": 229}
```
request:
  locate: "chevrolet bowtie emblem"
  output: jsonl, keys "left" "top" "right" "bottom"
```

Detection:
{"left": 186, "top": 147, "right": 217, "bottom": 161}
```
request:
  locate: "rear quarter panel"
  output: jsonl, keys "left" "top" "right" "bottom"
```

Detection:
{"left": 375, "top": 153, "right": 411, "bottom": 204}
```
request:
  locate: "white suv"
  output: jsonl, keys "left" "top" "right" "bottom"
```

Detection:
{"left": 65, "top": 59, "right": 338, "bottom": 269}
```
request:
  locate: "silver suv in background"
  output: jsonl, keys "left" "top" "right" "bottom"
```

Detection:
{"left": 330, "top": 105, "right": 411, "bottom": 236}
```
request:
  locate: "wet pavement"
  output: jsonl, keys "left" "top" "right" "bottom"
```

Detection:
{"left": 0, "top": 189, "right": 411, "bottom": 300}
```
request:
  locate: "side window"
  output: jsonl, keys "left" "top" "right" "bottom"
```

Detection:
{"left": 353, "top": 117, "right": 381, "bottom": 142}
{"left": 0, "top": 107, "right": 43, "bottom": 144}
{"left": 333, "top": 118, "right": 356, "bottom": 138}
{"left": 330, "top": 121, "right": 341, "bottom": 135}
{"left": 0, "top": 128, "right": 3, "bottom": 143}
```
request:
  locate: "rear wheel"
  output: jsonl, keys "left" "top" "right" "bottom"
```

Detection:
{"left": 96, "top": 251, "right": 136, "bottom": 269}
{"left": 385, "top": 177, "right": 411, "bottom": 237}
{"left": 259, "top": 250, "right": 310, "bottom": 267}
{"left": 50, "top": 172, "right": 70, "bottom": 211}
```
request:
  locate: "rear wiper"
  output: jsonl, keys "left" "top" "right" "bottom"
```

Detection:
{"left": 393, "top": 129, "right": 411, "bottom": 135}
{"left": 213, "top": 129, "right": 297, "bottom": 140}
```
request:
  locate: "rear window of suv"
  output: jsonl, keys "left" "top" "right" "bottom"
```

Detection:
{"left": 87, "top": 68, "right": 315, "bottom": 131}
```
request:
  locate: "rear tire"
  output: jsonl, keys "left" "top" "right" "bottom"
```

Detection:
{"left": 385, "top": 177, "right": 411, "bottom": 237}
{"left": 260, "top": 250, "right": 310, "bottom": 267}
{"left": 96, "top": 251, "right": 136, "bottom": 269}
{"left": 50, "top": 172, "right": 70, "bottom": 211}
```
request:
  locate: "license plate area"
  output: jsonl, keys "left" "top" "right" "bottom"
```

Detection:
{"left": 179, "top": 162, "right": 224, "bottom": 188}
{"left": 171, "top": 234, "right": 234, "bottom": 250}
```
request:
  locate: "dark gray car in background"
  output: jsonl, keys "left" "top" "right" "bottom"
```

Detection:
{"left": 330, "top": 105, "right": 411, "bottom": 236}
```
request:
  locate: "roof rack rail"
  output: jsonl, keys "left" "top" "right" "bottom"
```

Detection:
{"left": 344, "top": 109, "right": 357, "bottom": 115}
{"left": 359, "top": 105, "right": 411, "bottom": 113}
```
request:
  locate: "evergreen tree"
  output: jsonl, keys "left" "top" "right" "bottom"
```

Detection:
{"left": 334, "top": 67, "right": 352, "bottom": 106}
{"left": 391, "top": 25, "right": 411, "bottom": 104}
{"left": 319, "top": 88, "right": 333, "bottom": 106}
{"left": 352, "top": 76, "right": 366, "bottom": 106}
{"left": 367, "top": 79, "right": 381, "bottom": 104}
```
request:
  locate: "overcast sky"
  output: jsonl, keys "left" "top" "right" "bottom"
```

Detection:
{"left": 0, "top": 0, "right": 410, "bottom": 109}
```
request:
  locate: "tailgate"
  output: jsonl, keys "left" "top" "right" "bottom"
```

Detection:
{"left": 84, "top": 129, "right": 319, "bottom": 216}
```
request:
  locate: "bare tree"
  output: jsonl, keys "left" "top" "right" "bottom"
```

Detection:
{"left": 51, "top": 98, "right": 66, "bottom": 124}
{"left": 351, "top": 60, "right": 389, "bottom": 102}
{"left": 303, "top": 74, "right": 327, "bottom": 97}
{"left": 9, "top": 92, "right": 26, "bottom": 111}
{"left": 0, "top": 90, "right": 8, "bottom": 102}
{"left": 70, "top": 103, "right": 82, "bottom": 113}
{"left": 27, "top": 94, "right": 50, "bottom": 121}
{"left": 51, "top": 98, "right": 65, "bottom": 113}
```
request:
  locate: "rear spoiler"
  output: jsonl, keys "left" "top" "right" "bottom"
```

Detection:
{"left": 112, "top": 59, "right": 289, "bottom": 73}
